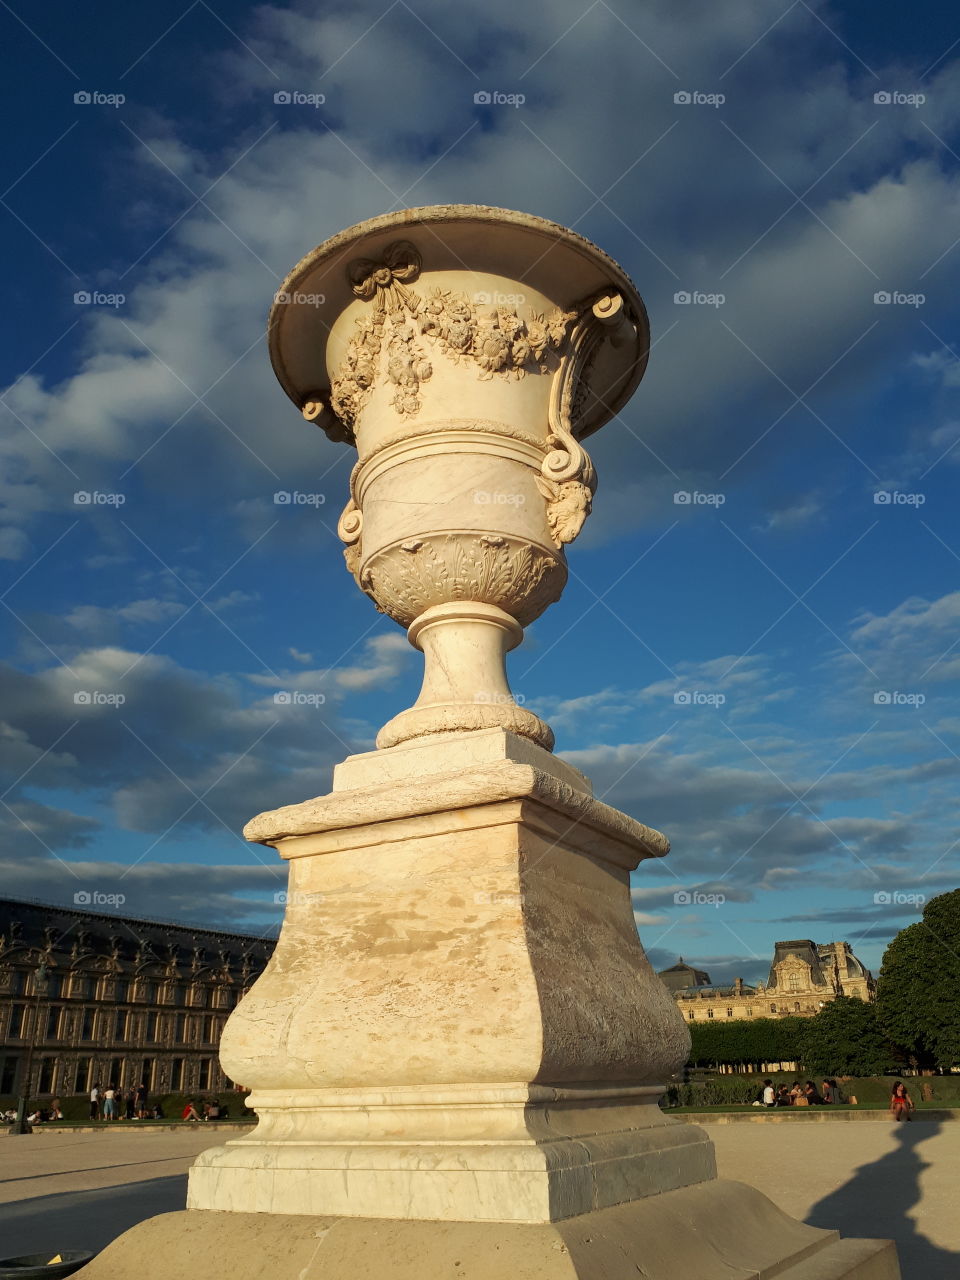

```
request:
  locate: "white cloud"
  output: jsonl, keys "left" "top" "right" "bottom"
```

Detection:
{"left": 3, "top": 1, "right": 960, "bottom": 559}
{"left": 64, "top": 597, "right": 187, "bottom": 633}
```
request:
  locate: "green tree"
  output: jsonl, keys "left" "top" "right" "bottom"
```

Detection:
{"left": 798, "top": 996, "right": 896, "bottom": 1076}
{"left": 876, "top": 888, "right": 960, "bottom": 1070}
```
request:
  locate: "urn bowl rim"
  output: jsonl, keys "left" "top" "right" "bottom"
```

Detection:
{"left": 268, "top": 203, "right": 650, "bottom": 444}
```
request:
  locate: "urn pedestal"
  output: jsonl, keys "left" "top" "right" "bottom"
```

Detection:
{"left": 75, "top": 207, "right": 899, "bottom": 1280}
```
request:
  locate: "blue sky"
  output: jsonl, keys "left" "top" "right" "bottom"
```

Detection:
{"left": 1, "top": 0, "right": 959, "bottom": 982}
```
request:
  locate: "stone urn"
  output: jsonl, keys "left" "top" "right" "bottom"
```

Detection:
{"left": 268, "top": 205, "right": 649, "bottom": 750}
{"left": 76, "top": 206, "right": 900, "bottom": 1280}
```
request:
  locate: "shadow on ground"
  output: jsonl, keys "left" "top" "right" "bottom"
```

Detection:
{"left": 0, "top": 1174, "right": 186, "bottom": 1259}
{"left": 807, "top": 1119, "right": 958, "bottom": 1279}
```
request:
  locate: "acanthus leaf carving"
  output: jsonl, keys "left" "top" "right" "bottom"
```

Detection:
{"left": 358, "top": 533, "right": 565, "bottom": 629}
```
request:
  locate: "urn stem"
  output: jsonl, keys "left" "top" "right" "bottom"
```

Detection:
{"left": 375, "top": 601, "right": 554, "bottom": 750}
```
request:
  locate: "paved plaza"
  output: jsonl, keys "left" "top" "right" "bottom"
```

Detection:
{"left": 0, "top": 1121, "right": 957, "bottom": 1277}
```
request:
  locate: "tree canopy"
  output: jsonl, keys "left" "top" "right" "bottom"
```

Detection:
{"left": 798, "top": 995, "right": 897, "bottom": 1076}
{"left": 876, "top": 888, "right": 960, "bottom": 1070}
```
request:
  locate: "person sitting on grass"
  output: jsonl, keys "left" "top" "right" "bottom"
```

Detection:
{"left": 803, "top": 1081, "right": 824, "bottom": 1105}
{"left": 776, "top": 1084, "right": 792, "bottom": 1107}
{"left": 181, "top": 1099, "right": 202, "bottom": 1122}
{"left": 890, "top": 1081, "right": 914, "bottom": 1122}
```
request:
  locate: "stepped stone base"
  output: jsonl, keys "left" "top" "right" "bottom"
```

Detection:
{"left": 73, "top": 1180, "right": 898, "bottom": 1280}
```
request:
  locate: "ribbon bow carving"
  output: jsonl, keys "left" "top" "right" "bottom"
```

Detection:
{"left": 348, "top": 240, "right": 422, "bottom": 315}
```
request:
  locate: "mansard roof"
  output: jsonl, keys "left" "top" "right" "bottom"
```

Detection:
{"left": 657, "top": 958, "right": 712, "bottom": 992}
{"left": 0, "top": 896, "right": 276, "bottom": 971}
{"left": 766, "top": 938, "right": 872, "bottom": 989}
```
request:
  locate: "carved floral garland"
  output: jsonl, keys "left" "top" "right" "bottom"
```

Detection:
{"left": 329, "top": 242, "right": 578, "bottom": 431}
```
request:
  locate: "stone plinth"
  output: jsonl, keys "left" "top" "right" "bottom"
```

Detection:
{"left": 77, "top": 1187, "right": 899, "bottom": 1280}
{"left": 187, "top": 732, "right": 712, "bottom": 1222}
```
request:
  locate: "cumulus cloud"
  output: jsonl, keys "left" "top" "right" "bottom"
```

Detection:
{"left": 3, "top": 0, "right": 960, "bottom": 559}
{"left": 0, "top": 633, "right": 407, "bottom": 846}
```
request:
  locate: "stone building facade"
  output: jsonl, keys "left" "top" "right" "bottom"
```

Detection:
{"left": 658, "top": 938, "right": 875, "bottom": 1023}
{"left": 0, "top": 897, "right": 274, "bottom": 1100}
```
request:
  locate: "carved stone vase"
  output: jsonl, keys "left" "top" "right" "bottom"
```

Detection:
{"left": 268, "top": 205, "right": 649, "bottom": 751}
{"left": 77, "top": 208, "right": 898, "bottom": 1280}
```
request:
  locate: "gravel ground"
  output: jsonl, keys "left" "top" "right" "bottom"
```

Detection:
{"left": 0, "top": 1121, "right": 956, "bottom": 1277}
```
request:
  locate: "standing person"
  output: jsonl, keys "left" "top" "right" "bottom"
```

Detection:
{"left": 89, "top": 1082, "right": 100, "bottom": 1121}
{"left": 890, "top": 1082, "right": 914, "bottom": 1122}
{"left": 103, "top": 1084, "right": 116, "bottom": 1121}
{"left": 761, "top": 1079, "right": 775, "bottom": 1108}
{"left": 135, "top": 1081, "right": 148, "bottom": 1119}
{"left": 125, "top": 1087, "right": 136, "bottom": 1120}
